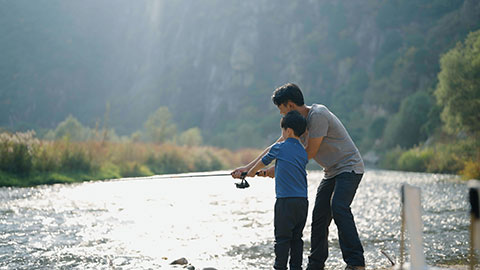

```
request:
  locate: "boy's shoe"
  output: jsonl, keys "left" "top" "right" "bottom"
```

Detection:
{"left": 345, "top": 266, "right": 365, "bottom": 270}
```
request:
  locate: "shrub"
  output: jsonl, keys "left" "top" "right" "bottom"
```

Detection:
{"left": 425, "top": 145, "right": 462, "bottom": 174}
{"left": 461, "top": 159, "right": 480, "bottom": 180}
{"left": 119, "top": 162, "right": 152, "bottom": 178}
{"left": 146, "top": 147, "right": 190, "bottom": 174}
{"left": 60, "top": 144, "right": 93, "bottom": 172}
{"left": 397, "top": 148, "right": 434, "bottom": 172}
{"left": 0, "top": 131, "right": 38, "bottom": 174}
{"left": 192, "top": 150, "right": 225, "bottom": 172}
{"left": 33, "top": 143, "right": 59, "bottom": 172}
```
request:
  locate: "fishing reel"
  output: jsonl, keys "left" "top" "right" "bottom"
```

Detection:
{"left": 235, "top": 171, "right": 259, "bottom": 189}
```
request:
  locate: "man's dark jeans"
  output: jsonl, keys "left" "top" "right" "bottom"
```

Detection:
{"left": 274, "top": 197, "right": 309, "bottom": 270}
{"left": 307, "top": 171, "right": 364, "bottom": 270}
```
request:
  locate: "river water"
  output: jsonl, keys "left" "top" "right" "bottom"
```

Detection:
{"left": 0, "top": 170, "right": 468, "bottom": 269}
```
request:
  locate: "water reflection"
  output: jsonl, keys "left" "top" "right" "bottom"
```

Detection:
{"left": 0, "top": 170, "right": 468, "bottom": 269}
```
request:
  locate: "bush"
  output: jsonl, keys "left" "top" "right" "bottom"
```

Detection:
{"left": 425, "top": 145, "right": 462, "bottom": 174}
{"left": 0, "top": 131, "right": 38, "bottom": 174}
{"left": 462, "top": 159, "right": 480, "bottom": 180}
{"left": 379, "top": 136, "right": 479, "bottom": 178}
{"left": 192, "top": 150, "right": 225, "bottom": 172}
{"left": 119, "top": 162, "right": 152, "bottom": 178}
{"left": 33, "top": 144, "right": 59, "bottom": 172}
{"left": 397, "top": 148, "right": 434, "bottom": 172}
{"left": 60, "top": 144, "right": 93, "bottom": 172}
{"left": 146, "top": 147, "right": 190, "bottom": 174}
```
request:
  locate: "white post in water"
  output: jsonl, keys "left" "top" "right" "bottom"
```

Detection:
{"left": 401, "top": 184, "right": 427, "bottom": 270}
{"left": 468, "top": 180, "right": 480, "bottom": 270}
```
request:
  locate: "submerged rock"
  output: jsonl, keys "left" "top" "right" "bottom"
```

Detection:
{"left": 170, "top": 257, "right": 188, "bottom": 265}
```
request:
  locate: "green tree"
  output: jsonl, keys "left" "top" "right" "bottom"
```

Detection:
{"left": 49, "top": 115, "right": 92, "bottom": 141}
{"left": 178, "top": 127, "right": 203, "bottom": 146}
{"left": 435, "top": 30, "right": 480, "bottom": 136}
{"left": 383, "top": 91, "right": 433, "bottom": 148}
{"left": 144, "top": 107, "right": 177, "bottom": 144}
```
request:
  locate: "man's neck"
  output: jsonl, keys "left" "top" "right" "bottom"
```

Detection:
{"left": 296, "top": 105, "right": 310, "bottom": 118}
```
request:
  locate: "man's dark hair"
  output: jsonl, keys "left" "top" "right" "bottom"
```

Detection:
{"left": 272, "top": 83, "right": 305, "bottom": 107}
{"left": 281, "top": 110, "right": 307, "bottom": 137}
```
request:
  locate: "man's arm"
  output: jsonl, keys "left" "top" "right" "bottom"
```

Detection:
{"left": 247, "top": 159, "right": 266, "bottom": 177}
{"left": 305, "top": 136, "right": 323, "bottom": 160}
{"left": 231, "top": 135, "right": 283, "bottom": 178}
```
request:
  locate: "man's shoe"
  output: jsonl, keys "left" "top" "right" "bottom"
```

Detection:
{"left": 345, "top": 266, "right": 365, "bottom": 270}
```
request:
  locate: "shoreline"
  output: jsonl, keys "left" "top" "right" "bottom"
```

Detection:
{"left": 0, "top": 168, "right": 465, "bottom": 188}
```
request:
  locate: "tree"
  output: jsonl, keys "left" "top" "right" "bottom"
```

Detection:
{"left": 383, "top": 91, "right": 433, "bottom": 148}
{"left": 144, "top": 107, "right": 177, "bottom": 144}
{"left": 178, "top": 127, "right": 203, "bottom": 146}
{"left": 435, "top": 30, "right": 480, "bottom": 136}
{"left": 50, "top": 115, "right": 92, "bottom": 141}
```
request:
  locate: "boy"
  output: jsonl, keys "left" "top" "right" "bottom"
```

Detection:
{"left": 246, "top": 110, "right": 309, "bottom": 270}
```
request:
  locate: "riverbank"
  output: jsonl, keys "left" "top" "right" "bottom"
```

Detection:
{"left": 0, "top": 131, "right": 261, "bottom": 187}
{"left": 0, "top": 170, "right": 118, "bottom": 187}
{"left": 1, "top": 131, "right": 477, "bottom": 187}
{"left": 377, "top": 137, "right": 479, "bottom": 180}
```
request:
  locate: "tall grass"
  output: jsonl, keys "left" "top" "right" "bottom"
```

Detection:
{"left": 0, "top": 131, "right": 261, "bottom": 187}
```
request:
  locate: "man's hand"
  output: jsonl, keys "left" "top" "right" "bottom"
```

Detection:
{"left": 231, "top": 166, "right": 249, "bottom": 179}
{"left": 246, "top": 169, "right": 257, "bottom": 178}
{"left": 257, "top": 167, "right": 275, "bottom": 178}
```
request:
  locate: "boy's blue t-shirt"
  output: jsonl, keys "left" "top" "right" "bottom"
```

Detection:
{"left": 261, "top": 138, "right": 308, "bottom": 198}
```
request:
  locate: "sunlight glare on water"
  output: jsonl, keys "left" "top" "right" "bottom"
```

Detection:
{"left": 0, "top": 170, "right": 468, "bottom": 269}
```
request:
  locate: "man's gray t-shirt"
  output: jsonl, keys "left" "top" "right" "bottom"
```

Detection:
{"left": 300, "top": 104, "right": 364, "bottom": 178}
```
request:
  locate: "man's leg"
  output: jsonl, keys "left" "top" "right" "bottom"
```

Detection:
{"left": 331, "top": 172, "right": 364, "bottom": 267}
{"left": 307, "top": 178, "right": 336, "bottom": 270}
{"left": 289, "top": 198, "right": 308, "bottom": 270}
{"left": 274, "top": 198, "right": 293, "bottom": 270}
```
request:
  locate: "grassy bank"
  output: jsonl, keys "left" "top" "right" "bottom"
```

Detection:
{"left": 379, "top": 137, "right": 480, "bottom": 179}
{"left": 0, "top": 131, "right": 261, "bottom": 187}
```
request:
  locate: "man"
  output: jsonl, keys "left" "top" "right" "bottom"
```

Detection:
{"left": 231, "top": 83, "right": 365, "bottom": 270}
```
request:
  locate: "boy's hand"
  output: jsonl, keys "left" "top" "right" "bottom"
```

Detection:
{"left": 231, "top": 166, "right": 248, "bottom": 179}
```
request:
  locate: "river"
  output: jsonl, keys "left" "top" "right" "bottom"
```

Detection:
{"left": 0, "top": 170, "right": 468, "bottom": 269}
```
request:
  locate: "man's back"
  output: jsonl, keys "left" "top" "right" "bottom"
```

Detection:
{"left": 302, "top": 104, "right": 364, "bottom": 178}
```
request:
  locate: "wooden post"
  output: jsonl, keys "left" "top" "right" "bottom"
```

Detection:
{"left": 468, "top": 181, "right": 480, "bottom": 270}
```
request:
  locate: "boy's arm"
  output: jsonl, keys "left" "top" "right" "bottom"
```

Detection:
{"left": 231, "top": 135, "right": 283, "bottom": 178}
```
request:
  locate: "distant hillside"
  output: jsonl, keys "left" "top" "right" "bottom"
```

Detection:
{"left": 1, "top": 0, "right": 479, "bottom": 150}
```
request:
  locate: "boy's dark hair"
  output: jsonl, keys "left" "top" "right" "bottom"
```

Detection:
{"left": 272, "top": 83, "right": 305, "bottom": 107}
{"left": 281, "top": 110, "right": 307, "bottom": 137}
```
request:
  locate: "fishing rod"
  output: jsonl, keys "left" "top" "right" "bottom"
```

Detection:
{"left": 153, "top": 171, "right": 260, "bottom": 189}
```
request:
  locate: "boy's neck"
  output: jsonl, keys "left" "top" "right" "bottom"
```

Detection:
{"left": 285, "top": 135, "right": 301, "bottom": 141}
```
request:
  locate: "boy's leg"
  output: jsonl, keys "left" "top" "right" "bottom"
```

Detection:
{"left": 289, "top": 198, "right": 308, "bottom": 270}
{"left": 274, "top": 198, "right": 293, "bottom": 270}
{"left": 331, "top": 172, "right": 364, "bottom": 267}
{"left": 307, "top": 178, "right": 336, "bottom": 270}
